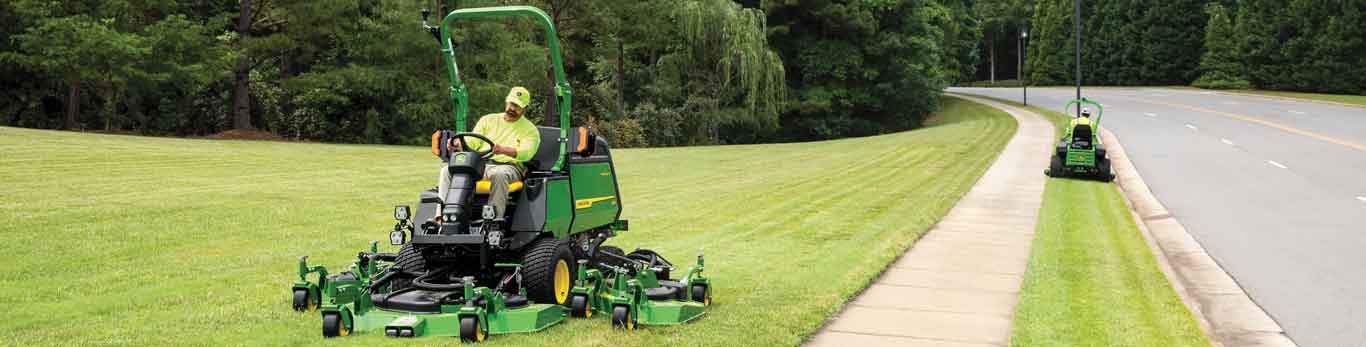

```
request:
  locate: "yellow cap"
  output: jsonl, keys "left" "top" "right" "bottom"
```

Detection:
{"left": 506, "top": 86, "right": 531, "bottom": 108}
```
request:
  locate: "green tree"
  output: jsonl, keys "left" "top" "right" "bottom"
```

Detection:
{"left": 1192, "top": 2, "right": 1250, "bottom": 89}
{"left": 8, "top": 16, "right": 148, "bottom": 130}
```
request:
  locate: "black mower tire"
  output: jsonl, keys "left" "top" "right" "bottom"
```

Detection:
{"left": 611, "top": 305, "right": 635, "bottom": 330}
{"left": 322, "top": 312, "right": 350, "bottom": 338}
{"left": 1047, "top": 155, "right": 1064, "bottom": 177}
{"left": 570, "top": 294, "right": 592, "bottom": 318}
{"left": 1097, "top": 157, "right": 1115, "bottom": 182}
{"left": 388, "top": 243, "right": 426, "bottom": 291}
{"left": 691, "top": 284, "right": 710, "bottom": 306}
{"left": 521, "top": 237, "right": 575, "bottom": 305}
{"left": 459, "top": 316, "right": 485, "bottom": 342}
{"left": 292, "top": 289, "right": 314, "bottom": 312}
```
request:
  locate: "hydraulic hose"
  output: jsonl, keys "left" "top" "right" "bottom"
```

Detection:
{"left": 412, "top": 266, "right": 465, "bottom": 291}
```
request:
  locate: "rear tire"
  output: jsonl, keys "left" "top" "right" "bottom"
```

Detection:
{"left": 1047, "top": 154, "right": 1064, "bottom": 177}
{"left": 521, "top": 238, "right": 575, "bottom": 305}
{"left": 389, "top": 243, "right": 426, "bottom": 291}
{"left": 1097, "top": 157, "right": 1114, "bottom": 182}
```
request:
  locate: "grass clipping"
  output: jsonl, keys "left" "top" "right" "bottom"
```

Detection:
{"left": 0, "top": 97, "right": 1015, "bottom": 346}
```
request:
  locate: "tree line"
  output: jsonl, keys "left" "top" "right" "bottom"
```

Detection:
{"left": 972, "top": 0, "right": 1364, "bottom": 95}
{"left": 0, "top": 0, "right": 982, "bottom": 146}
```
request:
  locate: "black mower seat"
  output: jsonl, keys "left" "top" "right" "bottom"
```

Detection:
{"left": 525, "top": 126, "right": 562, "bottom": 173}
{"left": 371, "top": 289, "right": 452, "bottom": 313}
{"left": 1071, "top": 124, "right": 1093, "bottom": 148}
{"left": 470, "top": 126, "right": 559, "bottom": 195}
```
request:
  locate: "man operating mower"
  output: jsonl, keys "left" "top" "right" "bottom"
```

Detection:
{"left": 436, "top": 86, "right": 540, "bottom": 225}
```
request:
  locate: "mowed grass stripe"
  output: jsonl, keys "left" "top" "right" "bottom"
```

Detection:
{"left": 976, "top": 96, "right": 1211, "bottom": 347}
{"left": 1, "top": 96, "right": 1015, "bottom": 346}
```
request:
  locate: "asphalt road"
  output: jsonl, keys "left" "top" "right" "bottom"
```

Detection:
{"left": 950, "top": 87, "right": 1366, "bottom": 347}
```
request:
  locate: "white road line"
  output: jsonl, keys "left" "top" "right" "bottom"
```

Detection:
{"left": 1289, "top": 110, "right": 1306, "bottom": 115}
{"left": 1186, "top": 124, "right": 1198, "bottom": 131}
{"left": 1357, "top": 196, "right": 1366, "bottom": 203}
{"left": 1221, "top": 138, "right": 1234, "bottom": 145}
{"left": 1267, "top": 160, "right": 1288, "bottom": 169}
{"left": 1200, "top": 91, "right": 1215, "bottom": 95}
{"left": 1224, "top": 101, "right": 1239, "bottom": 105}
{"left": 1144, "top": 112, "right": 1158, "bottom": 117}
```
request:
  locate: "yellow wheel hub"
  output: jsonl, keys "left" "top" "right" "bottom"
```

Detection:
{"left": 476, "top": 320, "right": 486, "bottom": 341}
{"left": 554, "top": 259, "right": 570, "bottom": 304}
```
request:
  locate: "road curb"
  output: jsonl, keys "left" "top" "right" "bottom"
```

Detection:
{"left": 1208, "top": 90, "right": 1366, "bottom": 109}
{"left": 1099, "top": 128, "right": 1297, "bottom": 347}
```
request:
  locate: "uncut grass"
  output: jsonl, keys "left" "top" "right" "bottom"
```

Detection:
{"left": 0, "top": 97, "right": 1015, "bottom": 346}
{"left": 1221, "top": 89, "right": 1366, "bottom": 107}
{"left": 971, "top": 95, "right": 1209, "bottom": 346}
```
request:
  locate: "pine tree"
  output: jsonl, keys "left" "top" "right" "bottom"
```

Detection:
{"left": 1192, "top": 2, "right": 1250, "bottom": 89}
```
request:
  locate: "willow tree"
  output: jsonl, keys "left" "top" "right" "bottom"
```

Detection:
{"left": 673, "top": 0, "right": 786, "bottom": 140}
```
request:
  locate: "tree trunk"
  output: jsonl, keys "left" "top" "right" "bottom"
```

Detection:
{"left": 989, "top": 32, "right": 996, "bottom": 83}
{"left": 65, "top": 78, "right": 80, "bottom": 130}
{"left": 616, "top": 38, "right": 624, "bottom": 114}
{"left": 233, "top": 0, "right": 254, "bottom": 130}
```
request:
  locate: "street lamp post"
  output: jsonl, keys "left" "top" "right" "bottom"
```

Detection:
{"left": 1020, "top": 28, "right": 1028, "bottom": 106}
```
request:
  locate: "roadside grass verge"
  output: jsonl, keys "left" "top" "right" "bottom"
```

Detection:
{"left": 1210, "top": 89, "right": 1366, "bottom": 107}
{"left": 0, "top": 96, "right": 1015, "bottom": 346}
{"left": 957, "top": 79, "right": 1026, "bottom": 88}
{"left": 956, "top": 94, "right": 1209, "bottom": 346}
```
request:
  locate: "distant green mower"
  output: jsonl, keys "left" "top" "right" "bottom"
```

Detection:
{"left": 289, "top": 6, "right": 710, "bottom": 342}
{"left": 1045, "top": 98, "right": 1115, "bottom": 181}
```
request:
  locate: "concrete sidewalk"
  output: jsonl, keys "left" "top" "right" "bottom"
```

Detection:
{"left": 806, "top": 95, "right": 1052, "bottom": 346}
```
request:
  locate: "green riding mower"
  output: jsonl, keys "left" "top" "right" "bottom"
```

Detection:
{"left": 288, "top": 6, "right": 712, "bottom": 342}
{"left": 1045, "top": 98, "right": 1114, "bottom": 181}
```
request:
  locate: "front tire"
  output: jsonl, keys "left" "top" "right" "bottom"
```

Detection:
{"left": 292, "top": 289, "right": 315, "bottom": 312}
{"left": 459, "top": 316, "right": 486, "bottom": 342}
{"left": 570, "top": 294, "right": 592, "bottom": 318}
{"left": 521, "top": 238, "right": 575, "bottom": 305}
{"left": 611, "top": 305, "right": 635, "bottom": 330}
{"left": 691, "top": 284, "right": 710, "bottom": 306}
{"left": 322, "top": 312, "right": 350, "bottom": 338}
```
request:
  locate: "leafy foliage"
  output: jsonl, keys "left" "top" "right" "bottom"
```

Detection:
{"left": 1193, "top": 3, "right": 1250, "bottom": 89}
{"left": 0, "top": 0, "right": 996, "bottom": 145}
{"left": 1012, "top": 0, "right": 1362, "bottom": 95}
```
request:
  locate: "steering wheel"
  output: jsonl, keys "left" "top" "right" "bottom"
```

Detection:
{"left": 451, "top": 132, "right": 497, "bottom": 158}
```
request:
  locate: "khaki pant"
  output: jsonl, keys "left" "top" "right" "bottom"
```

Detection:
{"left": 438, "top": 164, "right": 522, "bottom": 220}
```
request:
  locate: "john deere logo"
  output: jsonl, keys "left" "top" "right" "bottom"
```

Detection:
{"left": 455, "top": 153, "right": 468, "bottom": 164}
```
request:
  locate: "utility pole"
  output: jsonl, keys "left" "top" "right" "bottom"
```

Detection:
{"left": 1020, "top": 25, "right": 1028, "bottom": 106}
{"left": 1074, "top": 0, "right": 1082, "bottom": 116}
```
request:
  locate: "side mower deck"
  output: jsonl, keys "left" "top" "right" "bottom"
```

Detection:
{"left": 290, "top": 242, "right": 711, "bottom": 341}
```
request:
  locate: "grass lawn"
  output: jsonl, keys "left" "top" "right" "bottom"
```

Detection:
{"left": 961, "top": 95, "right": 1209, "bottom": 346}
{"left": 0, "top": 96, "right": 1015, "bottom": 346}
{"left": 1215, "top": 89, "right": 1366, "bottom": 107}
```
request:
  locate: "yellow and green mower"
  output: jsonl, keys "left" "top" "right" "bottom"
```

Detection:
{"left": 1045, "top": 98, "right": 1115, "bottom": 181}
{"left": 288, "top": 6, "right": 712, "bottom": 342}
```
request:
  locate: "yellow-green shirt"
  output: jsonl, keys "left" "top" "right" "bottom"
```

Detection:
{"left": 466, "top": 113, "right": 540, "bottom": 170}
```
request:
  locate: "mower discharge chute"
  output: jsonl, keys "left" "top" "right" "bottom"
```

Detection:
{"left": 287, "top": 6, "right": 712, "bottom": 342}
{"left": 1045, "top": 98, "right": 1115, "bottom": 181}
